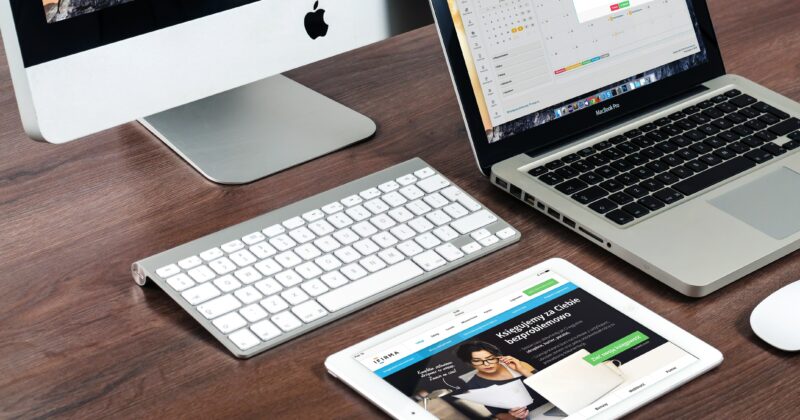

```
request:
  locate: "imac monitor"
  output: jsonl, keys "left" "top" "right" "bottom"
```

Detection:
{"left": 0, "top": 1, "right": 432, "bottom": 183}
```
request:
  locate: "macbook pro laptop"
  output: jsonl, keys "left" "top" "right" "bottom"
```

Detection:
{"left": 430, "top": 0, "right": 800, "bottom": 297}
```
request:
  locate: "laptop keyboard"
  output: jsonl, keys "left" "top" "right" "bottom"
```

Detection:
{"left": 528, "top": 89, "right": 800, "bottom": 226}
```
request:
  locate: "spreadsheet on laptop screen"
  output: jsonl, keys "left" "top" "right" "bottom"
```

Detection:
{"left": 446, "top": 0, "right": 706, "bottom": 142}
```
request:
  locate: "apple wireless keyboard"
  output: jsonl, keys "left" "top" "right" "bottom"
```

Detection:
{"left": 132, "top": 158, "right": 520, "bottom": 358}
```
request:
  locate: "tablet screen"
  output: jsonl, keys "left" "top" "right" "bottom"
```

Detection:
{"left": 353, "top": 271, "right": 698, "bottom": 419}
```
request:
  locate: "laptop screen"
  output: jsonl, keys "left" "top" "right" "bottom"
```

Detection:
{"left": 446, "top": 0, "right": 708, "bottom": 144}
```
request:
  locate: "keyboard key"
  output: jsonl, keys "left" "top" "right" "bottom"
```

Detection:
{"left": 555, "top": 179, "right": 588, "bottom": 195}
{"left": 638, "top": 196, "right": 665, "bottom": 211}
{"left": 589, "top": 198, "right": 616, "bottom": 214}
{"left": 450, "top": 210, "right": 497, "bottom": 234}
{"left": 341, "top": 263, "right": 368, "bottom": 280}
{"left": 762, "top": 143, "right": 786, "bottom": 157}
{"left": 413, "top": 250, "right": 448, "bottom": 271}
{"left": 399, "top": 185, "right": 425, "bottom": 201}
{"left": 240, "top": 304, "right": 269, "bottom": 323}
{"left": 229, "top": 329, "right": 261, "bottom": 351}
{"left": 214, "top": 274, "right": 242, "bottom": 293}
{"left": 461, "top": 242, "right": 482, "bottom": 254}
{"left": 317, "top": 260, "right": 424, "bottom": 312}
{"left": 360, "top": 255, "right": 388, "bottom": 272}
{"left": 609, "top": 192, "right": 634, "bottom": 205}
{"left": 250, "top": 242, "right": 277, "bottom": 259}
{"left": 417, "top": 175, "right": 450, "bottom": 193}
{"left": 653, "top": 188, "right": 684, "bottom": 205}
{"left": 178, "top": 256, "right": 202, "bottom": 270}
{"left": 272, "top": 311, "right": 303, "bottom": 332}
{"left": 471, "top": 228, "right": 491, "bottom": 241}
{"left": 254, "top": 278, "right": 283, "bottom": 296}
{"left": 606, "top": 209, "right": 634, "bottom": 225}
{"left": 572, "top": 186, "right": 607, "bottom": 204}
{"left": 340, "top": 195, "right": 363, "bottom": 207}
{"left": 724, "top": 89, "right": 742, "bottom": 98}
{"left": 622, "top": 203, "right": 650, "bottom": 218}
{"left": 409, "top": 217, "right": 435, "bottom": 233}
{"left": 295, "top": 261, "right": 323, "bottom": 280}
{"left": 300, "top": 279, "right": 330, "bottom": 297}
{"left": 262, "top": 224, "right": 286, "bottom": 238}
{"left": 199, "top": 247, "right": 224, "bottom": 262}
{"left": 188, "top": 265, "right": 216, "bottom": 283}
{"left": 275, "top": 269, "right": 303, "bottom": 287}
{"left": 539, "top": 173, "right": 563, "bottom": 185}
{"left": 197, "top": 294, "right": 242, "bottom": 319}
{"left": 528, "top": 166, "right": 547, "bottom": 177}
{"left": 744, "top": 148, "right": 773, "bottom": 164}
{"left": 415, "top": 233, "right": 441, "bottom": 250}
{"left": 599, "top": 179, "right": 623, "bottom": 192}
{"left": 281, "top": 287, "right": 310, "bottom": 305}
{"left": 283, "top": 217, "right": 305, "bottom": 230}
{"left": 321, "top": 202, "right": 344, "bottom": 214}
{"left": 261, "top": 295, "right": 289, "bottom": 313}
{"left": 221, "top": 240, "right": 245, "bottom": 253}
{"left": 250, "top": 319, "right": 282, "bottom": 341}
{"left": 209, "top": 257, "right": 237, "bottom": 275}
{"left": 213, "top": 312, "right": 247, "bottom": 334}
{"left": 334, "top": 246, "right": 362, "bottom": 263}
{"left": 414, "top": 167, "right": 436, "bottom": 179}
{"left": 234, "top": 286, "right": 263, "bottom": 304}
{"left": 302, "top": 209, "right": 326, "bottom": 222}
{"left": 768, "top": 118, "right": 800, "bottom": 136}
{"left": 242, "top": 232, "right": 266, "bottom": 245}
{"left": 229, "top": 249, "right": 257, "bottom": 267}
{"left": 166, "top": 273, "right": 195, "bottom": 292}
{"left": 320, "top": 271, "right": 349, "bottom": 289}
{"left": 433, "top": 225, "right": 459, "bottom": 242}
{"left": 377, "top": 247, "right": 405, "bottom": 265}
{"left": 292, "top": 300, "right": 328, "bottom": 323}
{"left": 624, "top": 186, "right": 648, "bottom": 199}
{"left": 156, "top": 264, "right": 180, "bottom": 278}
{"left": 496, "top": 227, "right": 517, "bottom": 240}
{"left": 182, "top": 282, "right": 221, "bottom": 305}
{"left": 479, "top": 235, "right": 499, "bottom": 247}
{"left": 315, "top": 253, "right": 343, "bottom": 271}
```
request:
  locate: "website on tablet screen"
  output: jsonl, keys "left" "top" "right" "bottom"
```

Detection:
{"left": 354, "top": 273, "right": 698, "bottom": 419}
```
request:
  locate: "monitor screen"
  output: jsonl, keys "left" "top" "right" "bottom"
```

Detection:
{"left": 11, "top": 0, "right": 261, "bottom": 67}
{"left": 43, "top": 0, "right": 134, "bottom": 23}
{"left": 445, "top": 0, "right": 709, "bottom": 144}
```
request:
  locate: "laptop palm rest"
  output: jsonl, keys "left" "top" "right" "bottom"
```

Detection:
{"left": 710, "top": 167, "right": 800, "bottom": 240}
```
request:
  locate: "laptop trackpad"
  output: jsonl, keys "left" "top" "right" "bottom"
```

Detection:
{"left": 710, "top": 167, "right": 800, "bottom": 240}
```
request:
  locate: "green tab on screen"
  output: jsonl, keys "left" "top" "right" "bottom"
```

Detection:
{"left": 523, "top": 279, "right": 559, "bottom": 296}
{"left": 584, "top": 331, "right": 649, "bottom": 365}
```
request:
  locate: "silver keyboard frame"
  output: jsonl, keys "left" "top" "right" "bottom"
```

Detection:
{"left": 132, "top": 158, "right": 520, "bottom": 358}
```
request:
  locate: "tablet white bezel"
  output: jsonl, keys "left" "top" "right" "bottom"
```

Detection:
{"left": 325, "top": 258, "right": 723, "bottom": 419}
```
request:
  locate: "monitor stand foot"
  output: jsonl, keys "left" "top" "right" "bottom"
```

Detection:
{"left": 139, "top": 74, "right": 376, "bottom": 185}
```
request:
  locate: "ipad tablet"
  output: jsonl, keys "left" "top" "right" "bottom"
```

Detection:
{"left": 326, "top": 258, "right": 722, "bottom": 419}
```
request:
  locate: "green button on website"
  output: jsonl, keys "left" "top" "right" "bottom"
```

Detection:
{"left": 584, "top": 331, "right": 649, "bottom": 365}
{"left": 523, "top": 279, "right": 558, "bottom": 296}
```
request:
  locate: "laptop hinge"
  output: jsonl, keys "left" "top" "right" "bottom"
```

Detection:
{"left": 524, "top": 84, "right": 709, "bottom": 159}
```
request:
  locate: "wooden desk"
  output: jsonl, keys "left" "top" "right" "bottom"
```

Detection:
{"left": 1, "top": 1, "right": 799, "bottom": 417}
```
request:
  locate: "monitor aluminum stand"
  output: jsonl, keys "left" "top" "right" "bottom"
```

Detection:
{"left": 139, "top": 74, "right": 376, "bottom": 185}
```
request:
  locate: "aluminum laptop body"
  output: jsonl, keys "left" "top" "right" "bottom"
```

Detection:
{"left": 430, "top": 0, "right": 800, "bottom": 296}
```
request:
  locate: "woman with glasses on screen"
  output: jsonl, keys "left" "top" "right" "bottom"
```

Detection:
{"left": 455, "top": 341, "right": 539, "bottom": 419}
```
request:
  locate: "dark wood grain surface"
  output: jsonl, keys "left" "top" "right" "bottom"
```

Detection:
{"left": 1, "top": 1, "right": 799, "bottom": 418}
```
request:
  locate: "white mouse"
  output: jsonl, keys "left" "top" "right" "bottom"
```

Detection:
{"left": 750, "top": 280, "right": 800, "bottom": 351}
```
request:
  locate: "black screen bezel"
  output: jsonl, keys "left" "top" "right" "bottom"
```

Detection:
{"left": 430, "top": 0, "right": 725, "bottom": 173}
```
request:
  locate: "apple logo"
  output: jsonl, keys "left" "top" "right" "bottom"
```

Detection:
{"left": 304, "top": 1, "right": 329, "bottom": 40}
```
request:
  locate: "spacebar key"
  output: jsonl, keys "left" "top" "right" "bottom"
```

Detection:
{"left": 673, "top": 156, "right": 755, "bottom": 196}
{"left": 317, "top": 260, "right": 425, "bottom": 312}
